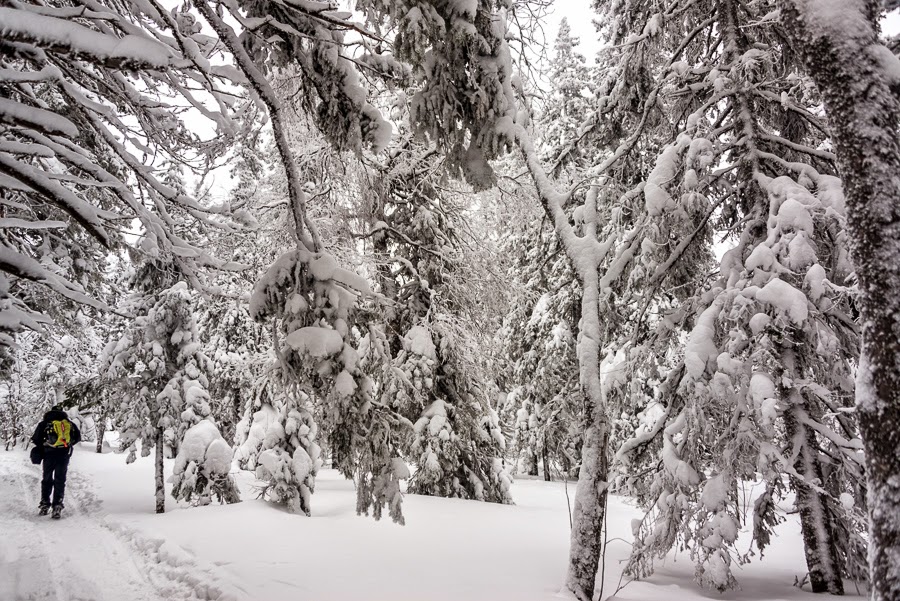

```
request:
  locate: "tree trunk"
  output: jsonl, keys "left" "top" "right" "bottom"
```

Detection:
{"left": 788, "top": 418, "right": 843, "bottom": 595}
{"left": 542, "top": 430, "right": 552, "bottom": 482}
{"left": 518, "top": 130, "right": 609, "bottom": 601}
{"left": 564, "top": 265, "right": 610, "bottom": 601}
{"left": 781, "top": 357, "right": 843, "bottom": 594}
{"left": 95, "top": 417, "right": 106, "bottom": 453}
{"left": 6, "top": 409, "right": 17, "bottom": 451}
{"left": 155, "top": 427, "right": 165, "bottom": 514}
{"left": 528, "top": 446, "right": 539, "bottom": 476}
{"left": 781, "top": 3, "right": 900, "bottom": 598}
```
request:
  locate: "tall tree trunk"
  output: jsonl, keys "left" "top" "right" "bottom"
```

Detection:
{"left": 786, "top": 411, "right": 843, "bottom": 594}
{"left": 564, "top": 265, "right": 610, "bottom": 601}
{"left": 781, "top": 350, "right": 844, "bottom": 594}
{"left": 518, "top": 135, "right": 609, "bottom": 599}
{"left": 542, "top": 430, "right": 552, "bottom": 482}
{"left": 782, "top": 3, "right": 900, "bottom": 597}
{"left": 155, "top": 427, "right": 165, "bottom": 514}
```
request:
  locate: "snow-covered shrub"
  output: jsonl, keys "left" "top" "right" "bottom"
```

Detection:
{"left": 235, "top": 368, "right": 322, "bottom": 516}
{"left": 171, "top": 420, "right": 240, "bottom": 506}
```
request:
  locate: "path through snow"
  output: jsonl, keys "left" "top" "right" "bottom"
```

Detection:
{"left": 0, "top": 453, "right": 244, "bottom": 601}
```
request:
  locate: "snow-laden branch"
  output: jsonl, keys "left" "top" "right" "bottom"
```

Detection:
{"left": 0, "top": 6, "right": 172, "bottom": 69}
{"left": 191, "top": 0, "right": 320, "bottom": 251}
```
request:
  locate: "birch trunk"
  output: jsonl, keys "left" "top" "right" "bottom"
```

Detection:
{"left": 517, "top": 131, "right": 610, "bottom": 600}
{"left": 782, "top": 2, "right": 900, "bottom": 597}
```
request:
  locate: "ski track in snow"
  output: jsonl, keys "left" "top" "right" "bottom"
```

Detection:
{"left": 0, "top": 455, "right": 244, "bottom": 601}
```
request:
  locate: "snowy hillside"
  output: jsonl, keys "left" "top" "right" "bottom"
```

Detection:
{"left": 1, "top": 446, "right": 864, "bottom": 601}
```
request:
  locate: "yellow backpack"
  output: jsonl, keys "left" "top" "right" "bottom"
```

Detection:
{"left": 45, "top": 420, "right": 71, "bottom": 448}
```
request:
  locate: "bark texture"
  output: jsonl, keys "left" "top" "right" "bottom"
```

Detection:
{"left": 781, "top": 350, "right": 844, "bottom": 594}
{"left": 783, "top": 398, "right": 844, "bottom": 592}
{"left": 155, "top": 427, "right": 165, "bottom": 514}
{"left": 95, "top": 417, "right": 105, "bottom": 454}
{"left": 542, "top": 431, "right": 551, "bottom": 482}
{"left": 782, "top": 2, "right": 900, "bottom": 597}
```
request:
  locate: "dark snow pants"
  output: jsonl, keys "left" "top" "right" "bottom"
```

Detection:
{"left": 40, "top": 448, "right": 71, "bottom": 507}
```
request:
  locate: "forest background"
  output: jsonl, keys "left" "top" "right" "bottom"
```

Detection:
{"left": 2, "top": 1, "right": 900, "bottom": 600}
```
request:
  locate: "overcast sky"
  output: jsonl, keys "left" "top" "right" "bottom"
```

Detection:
{"left": 544, "top": 1, "right": 602, "bottom": 61}
{"left": 547, "top": 2, "right": 900, "bottom": 53}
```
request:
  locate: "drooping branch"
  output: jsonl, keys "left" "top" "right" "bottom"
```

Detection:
{"left": 191, "top": 0, "right": 321, "bottom": 251}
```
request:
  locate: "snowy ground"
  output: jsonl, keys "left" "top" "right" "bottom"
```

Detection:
{"left": 1, "top": 444, "right": 865, "bottom": 601}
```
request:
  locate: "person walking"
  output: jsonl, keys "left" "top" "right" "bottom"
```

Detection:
{"left": 31, "top": 405, "right": 82, "bottom": 519}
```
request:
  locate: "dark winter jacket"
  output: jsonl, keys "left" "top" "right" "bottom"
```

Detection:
{"left": 31, "top": 409, "right": 82, "bottom": 452}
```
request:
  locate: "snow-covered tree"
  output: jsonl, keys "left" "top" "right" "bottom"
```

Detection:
{"left": 200, "top": 297, "right": 268, "bottom": 442}
{"left": 0, "top": 0, "right": 252, "bottom": 351}
{"left": 234, "top": 362, "right": 322, "bottom": 516}
{"left": 499, "top": 221, "right": 583, "bottom": 481}
{"left": 360, "top": 142, "right": 512, "bottom": 504}
{"left": 540, "top": 18, "right": 595, "bottom": 172}
{"left": 555, "top": 0, "right": 870, "bottom": 592}
{"left": 248, "top": 246, "right": 409, "bottom": 520}
{"left": 358, "top": 0, "right": 518, "bottom": 188}
{"left": 102, "top": 262, "right": 221, "bottom": 513}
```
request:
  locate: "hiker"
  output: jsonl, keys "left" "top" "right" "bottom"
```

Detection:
{"left": 31, "top": 405, "right": 82, "bottom": 519}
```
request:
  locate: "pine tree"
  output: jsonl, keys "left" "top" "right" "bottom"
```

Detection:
{"left": 200, "top": 297, "right": 268, "bottom": 442}
{"left": 499, "top": 221, "right": 583, "bottom": 481}
{"left": 249, "top": 245, "right": 408, "bottom": 520}
{"left": 541, "top": 19, "right": 594, "bottom": 172}
{"left": 234, "top": 361, "right": 322, "bottom": 516}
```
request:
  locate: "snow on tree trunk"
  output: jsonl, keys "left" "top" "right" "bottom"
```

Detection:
{"left": 781, "top": 2, "right": 900, "bottom": 597}
{"left": 516, "top": 126, "right": 610, "bottom": 599}
{"left": 567, "top": 420, "right": 609, "bottom": 600}
{"left": 781, "top": 352, "right": 843, "bottom": 595}
{"left": 565, "top": 258, "right": 610, "bottom": 601}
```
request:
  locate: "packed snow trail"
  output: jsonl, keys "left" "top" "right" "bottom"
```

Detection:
{"left": 0, "top": 452, "right": 244, "bottom": 601}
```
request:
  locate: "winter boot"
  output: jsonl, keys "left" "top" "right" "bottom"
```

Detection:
{"left": 38, "top": 503, "right": 50, "bottom": 516}
{"left": 51, "top": 504, "right": 62, "bottom": 520}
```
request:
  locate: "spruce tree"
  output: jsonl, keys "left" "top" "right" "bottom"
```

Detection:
{"left": 102, "top": 261, "right": 236, "bottom": 513}
{"left": 577, "top": 0, "right": 868, "bottom": 590}
{"left": 363, "top": 143, "right": 512, "bottom": 504}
